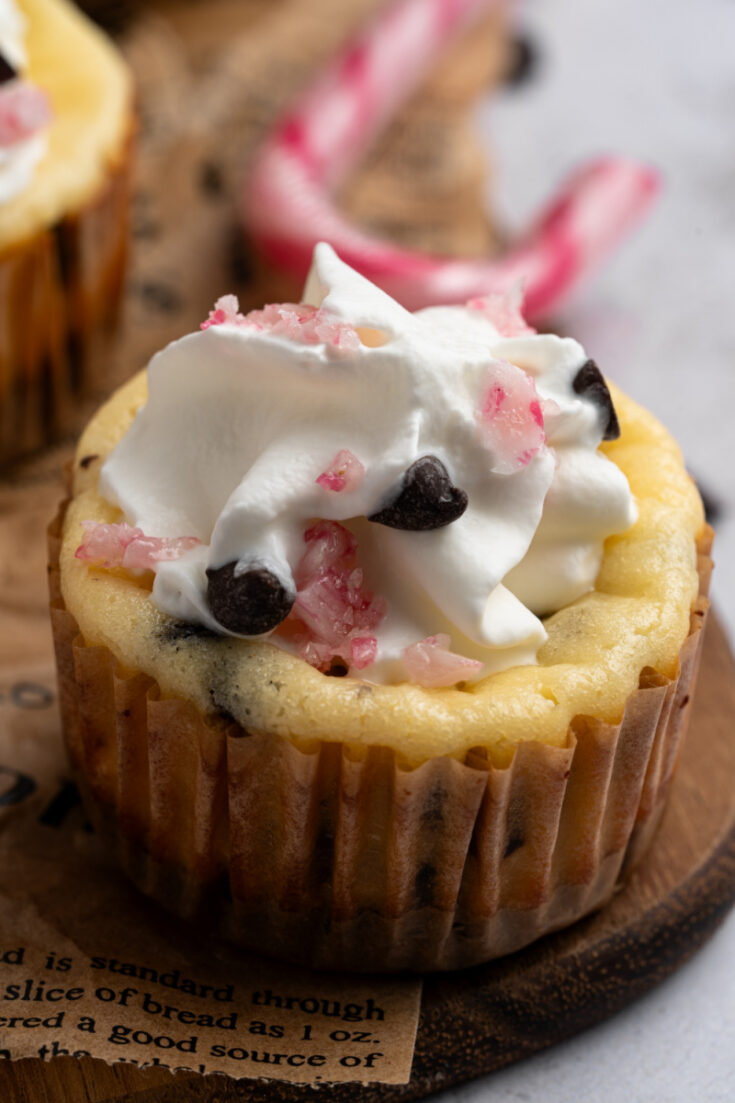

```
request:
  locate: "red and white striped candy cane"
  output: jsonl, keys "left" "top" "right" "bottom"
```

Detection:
{"left": 246, "top": 0, "right": 659, "bottom": 318}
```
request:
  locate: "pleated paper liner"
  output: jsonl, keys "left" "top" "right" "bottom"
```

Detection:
{"left": 0, "top": 127, "right": 132, "bottom": 468}
{"left": 48, "top": 508, "right": 712, "bottom": 972}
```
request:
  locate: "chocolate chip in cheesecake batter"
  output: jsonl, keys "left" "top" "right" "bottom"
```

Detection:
{"left": 206, "top": 563, "right": 295, "bottom": 636}
{"left": 159, "top": 620, "right": 219, "bottom": 644}
{"left": 504, "top": 32, "right": 540, "bottom": 88}
{"left": 324, "top": 659, "right": 349, "bottom": 677}
{"left": 368, "top": 455, "right": 468, "bottom": 531}
{"left": 572, "top": 359, "right": 620, "bottom": 441}
{"left": 0, "top": 53, "right": 17, "bottom": 85}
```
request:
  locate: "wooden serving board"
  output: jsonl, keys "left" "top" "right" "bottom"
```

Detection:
{"left": 3, "top": 612, "right": 735, "bottom": 1103}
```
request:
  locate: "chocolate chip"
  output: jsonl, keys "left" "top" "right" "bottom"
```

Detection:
{"left": 504, "top": 33, "right": 539, "bottom": 87}
{"left": 229, "top": 230, "right": 256, "bottom": 285}
{"left": 368, "top": 455, "right": 468, "bottom": 531}
{"left": 324, "top": 659, "right": 348, "bottom": 677}
{"left": 135, "top": 279, "right": 182, "bottom": 314}
{"left": 130, "top": 191, "right": 160, "bottom": 240}
{"left": 130, "top": 214, "right": 160, "bottom": 241}
{"left": 0, "top": 53, "right": 16, "bottom": 85}
{"left": 75, "top": 0, "right": 136, "bottom": 33}
{"left": 572, "top": 359, "right": 620, "bottom": 440}
{"left": 199, "top": 160, "right": 225, "bottom": 198}
{"left": 159, "top": 620, "right": 219, "bottom": 644}
{"left": 0, "top": 53, "right": 17, "bottom": 84}
{"left": 693, "top": 477, "right": 723, "bottom": 525}
{"left": 206, "top": 563, "right": 294, "bottom": 635}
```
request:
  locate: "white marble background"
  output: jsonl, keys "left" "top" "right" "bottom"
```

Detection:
{"left": 440, "top": 1, "right": 735, "bottom": 1099}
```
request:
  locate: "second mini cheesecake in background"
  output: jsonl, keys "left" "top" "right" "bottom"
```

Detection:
{"left": 0, "top": 0, "right": 133, "bottom": 466}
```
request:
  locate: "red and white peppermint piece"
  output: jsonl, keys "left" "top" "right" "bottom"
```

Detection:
{"left": 202, "top": 297, "right": 361, "bottom": 352}
{"left": 201, "top": 294, "right": 244, "bottom": 329}
{"left": 316, "top": 449, "right": 365, "bottom": 492}
{"left": 0, "top": 81, "right": 51, "bottom": 146}
{"left": 294, "top": 519, "right": 357, "bottom": 587}
{"left": 75, "top": 521, "right": 141, "bottom": 567}
{"left": 246, "top": 0, "right": 659, "bottom": 318}
{"left": 477, "top": 359, "right": 547, "bottom": 475}
{"left": 121, "top": 535, "right": 202, "bottom": 570}
{"left": 75, "top": 521, "right": 200, "bottom": 571}
{"left": 285, "top": 520, "right": 385, "bottom": 672}
{"left": 350, "top": 636, "right": 378, "bottom": 670}
{"left": 402, "top": 633, "right": 483, "bottom": 688}
{"left": 466, "top": 283, "right": 536, "bottom": 338}
{"left": 299, "top": 638, "right": 335, "bottom": 670}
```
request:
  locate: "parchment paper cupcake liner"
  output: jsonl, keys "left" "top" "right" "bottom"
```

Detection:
{"left": 48, "top": 511, "right": 712, "bottom": 972}
{"left": 0, "top": 130, "right": 132, "bottom": 467}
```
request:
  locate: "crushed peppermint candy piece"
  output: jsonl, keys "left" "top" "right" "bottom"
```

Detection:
{"left": 0, "top": 82, "right": 51, "bottom": 146}
{"left": 477, "top": 359, "right": 547, "bottom": 475}
{"left": 76, "top": 521, "right": 200, "bottom": 571}
{"left": 299, "top": 638, "right": 336, "bottom": 670}
{"left": 402, "top": 634, "right": 483, "bottom": 688}
{"left": 75, "top": 521, "right": 141, "bottom": 567}
{"left": 466, "top": 283, "right": 536, "bottom": 338}
{"left": 293, "top": 519, "right": 356, "bottom": 588}
{"left": 202, "top": 296, "right": 361, "bottom": 352}
{"left": 350, "top": 636, "right": 378, "bottom": 670}
{"left": 283, "top": 521, "right": 385, "bottom": 672}
{"left": 200, "top": 294, "right": 244, "bottom": 328}
{"left": 121, "top": 534, "right": 202, "bottom": 570}
{"left": 316, "top": 449, "right": 365, "bottom": 492}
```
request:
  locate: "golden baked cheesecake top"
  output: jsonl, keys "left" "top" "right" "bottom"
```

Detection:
{"left": 59, "top": 245, "right": 703, "bottom": 765}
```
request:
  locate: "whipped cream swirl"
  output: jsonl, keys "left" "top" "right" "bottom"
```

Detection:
{"left": 0, "top": 0, "right": 50, "bottom": 205}
{"left": 99, "top": 243, "right": 636, "bottom": 684}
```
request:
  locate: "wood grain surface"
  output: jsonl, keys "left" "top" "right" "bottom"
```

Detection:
{"left": 2, "top": 611, "right": 734, "bottom": 1103}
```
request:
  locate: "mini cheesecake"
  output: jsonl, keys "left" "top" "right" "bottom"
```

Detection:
{"left": 0, "top": 0, "right": 133, "bottom": 465}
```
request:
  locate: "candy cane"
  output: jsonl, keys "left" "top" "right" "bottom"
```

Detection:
{"left": 246, "top": 0, "right": 659, "bottom": 318}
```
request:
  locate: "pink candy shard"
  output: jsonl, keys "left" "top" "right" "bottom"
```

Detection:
{"left": 75, "top": 521, "right": 142, "bottom": 567}
{"left": 201, "top": 294, "right": 245, "bottom": 329}
{"left": 0, "top": 82, "right": 52, "bottom": 146}
{"left": 350, "top": 636, "right": 378, "bottom": 670}
{"left": 121, "top": 535, "right": 202, "bottom": 570}
{"left": 316, "top": 449, "right": 365, "bottom": 492}
{"left": 466, "top": 283, "right": 536, "bottom": 338}
{"left": 293, "top": 519, "right": 357, "bottom": 588}
{"left": 403, "top": 634, "right": 483, "bottom": 688}
{"left": 201, "top": 296, "right": 361, "bottom": 352}
{"left": 75, "top": 521, "right": 200, "bottom": 571}
{"left": 286, "top": 521, "right": 385, "bottom": 672}
{"left": 478, "top": 359, "right": 547, "bottom": 475}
